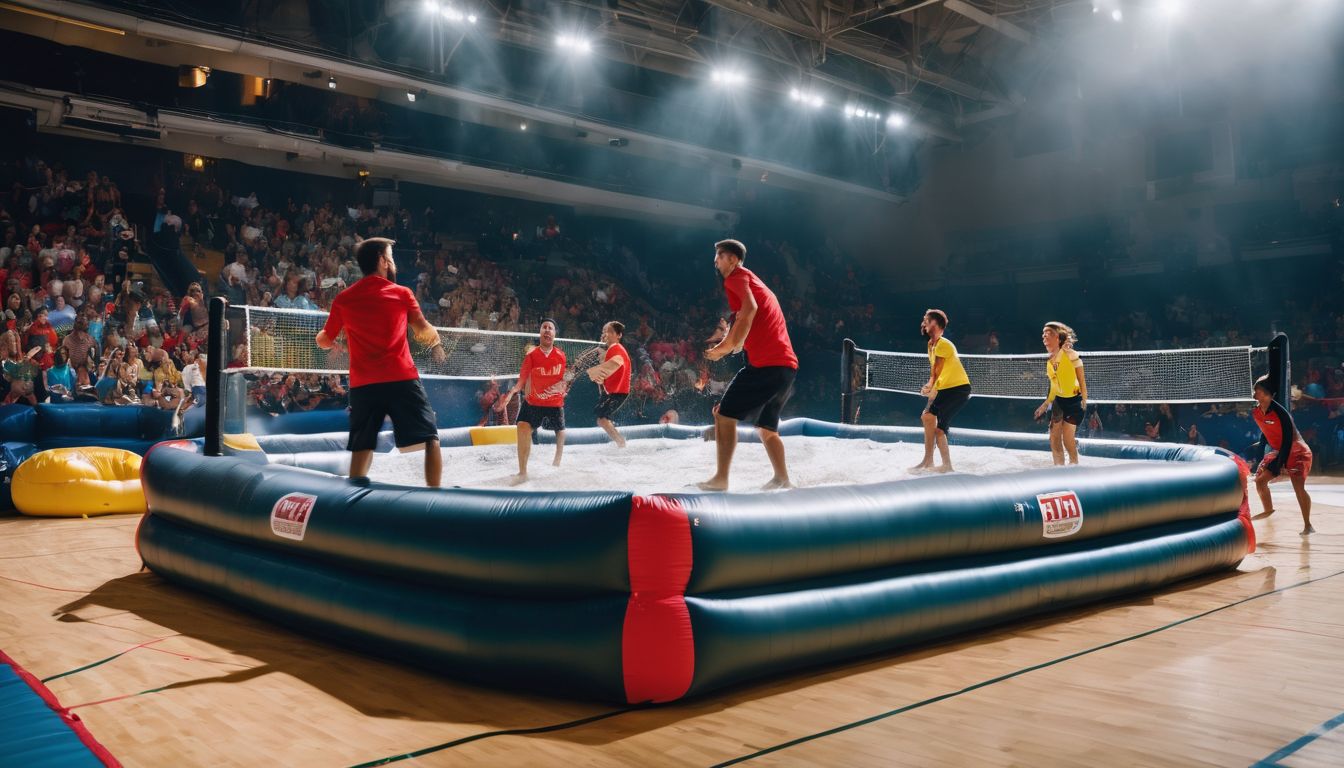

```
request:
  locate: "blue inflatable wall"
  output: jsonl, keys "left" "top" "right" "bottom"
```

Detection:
{"left": 137, "top": 420, "right": 1252, "bottom": 702}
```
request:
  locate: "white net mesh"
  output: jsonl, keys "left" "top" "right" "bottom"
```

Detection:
{"left": 860, "top": 344, "right": 1263, "bottom": 404}
{"left": 228, "top": 305, "right": 603, "bottom": 380}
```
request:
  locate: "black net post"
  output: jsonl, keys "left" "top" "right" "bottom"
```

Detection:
{"left": 205, "top": 296, "right": 227, "bottom": 456}
{"left": 1268, "top": 332, "right": 1290, "bottom": 412}
{"left": 840, "top": 338, "right": 857, "bottom": 424}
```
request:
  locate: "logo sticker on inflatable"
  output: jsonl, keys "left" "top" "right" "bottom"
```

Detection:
{"left": 1037, "top": 491, "right": 1083, "bottom": 538}
{"left": 271, "top": 493, "right": 317, "bottom": 541}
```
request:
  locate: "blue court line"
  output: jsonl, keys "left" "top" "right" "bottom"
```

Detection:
{"left": 712, "top": 566, "right": 1344, "bottom": 768}
{"left": 1250, "top": 708, "right": 1344, "bottom": 768}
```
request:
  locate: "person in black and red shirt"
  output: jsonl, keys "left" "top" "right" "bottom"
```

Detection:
{"left": 498, "top": 318, "right": 567, "bottom": 482}
{"left": 316, "top": 237, "right": 445, "bottom": 487}
{"left": 1250, "top": 374, "right": 1314, "bottom": 535}
{"left": 586, "top": 320, "right": 632, "bottom": 447}
{"left": 700, "top": 239, "right": 798, "bottom": 491}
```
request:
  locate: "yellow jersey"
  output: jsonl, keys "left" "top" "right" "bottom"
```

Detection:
{"left": 1046, "top": 347, "right": 1083, "bottom": 399}
{"left": 929, "top": 336, "right": 971, "bottom": 390}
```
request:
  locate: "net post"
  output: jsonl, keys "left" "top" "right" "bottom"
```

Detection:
{"left": 840, "top": 338, "right": 856, "bottom": 425}
{"left": 1268, "top": 332, "right": 1290, "bottom": 412}
{"left": 205, "top": 296, "right": 227, "bottom": 457}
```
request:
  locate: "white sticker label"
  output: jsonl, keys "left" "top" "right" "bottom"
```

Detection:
{"left": 1037, "top": 491, "right": 1083, "bottom": 539}
{"left": 271, "top": 493, "right": 317, "bottom": 541}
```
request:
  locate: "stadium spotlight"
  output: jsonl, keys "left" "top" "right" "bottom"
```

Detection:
{"left": 789, "top": 88, "right": 801, "bottom": 101}
{"left": 843, "top": 104, "right": 857, "bottom": 118}
{"left": 406, "top": 90, "right": 417, "bottom": 102}
{"left": 556, "top": 34, "right": 593, "bottom": 54}
{"left": 887, "top": 113, "right": 908, "bottom": 129}
{"left": 1157, "top": 1, "right": 1181, "bottom": 19}
{"left": 1111, "top": 9, "right": 1123, "bottom": 21}
{"left": 710, "top": 68, "right": 746, "bottom": 87}
{"left": 423, "top": 0, "right": 439, "bottom": 12}
{"left": 807, "top": 93, "right": 824, "bottom": 109}
{"left": 442, "top": 6, "right": 464, "bottom": 22}
{"left": 327, "top": 76, "right": 337, "bottom": 89}
{"left": 467, "top": 13, "right": 477, "bottom": 23}
{"left": 519, "top": 121, "right": 527, "bottom": 131}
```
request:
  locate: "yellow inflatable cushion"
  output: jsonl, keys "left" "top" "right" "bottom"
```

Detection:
{"left": 470, "top": 425, "right": 518, "bottom": 446}
{"left": 12, "top": 447, "right": 145, "bottom": 517}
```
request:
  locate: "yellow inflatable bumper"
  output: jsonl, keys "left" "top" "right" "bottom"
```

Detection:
{"left": 12, "top": 447, "right": 145, "bottom": 517}
{"left": 469, "top": 425, "right": 518, "bottom": 445}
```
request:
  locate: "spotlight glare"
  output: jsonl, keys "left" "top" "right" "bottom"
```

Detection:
{"left": 327, "top": 76, "right": 337, "bottom": 89}
{"left": 423, "top": 0, "right": 439, "bottom": 12}
{"left": 789, "top": 88, "right": 801, "bottom": 101}
{"left": 1158, "top": 1, "right": 1181, "bottom": 19}
{"left": 557, "top": 34, "right": 593, "bottom": 53}
{"left": 467, "top": 14, "right": 477, "bottom": 23}
{"left": 519, "top": 121, "right": 527, "bottom": 131}
{"left": 887, "top": 113, "right": 908, "bottom": 129}
{"left": 406, "top": 90, "right": 416, "bottom": 102}
{"left": 843, "top": 104, "right": 857, "bottom": 118}
{"left": 808, "top": 94, "right": 823, "bottom": 108}
{"left": 1111, "top": 9, "right": 1122, "bottom": 21}
{"left": 711, "top": 68, "right": 746, "bottom": 87}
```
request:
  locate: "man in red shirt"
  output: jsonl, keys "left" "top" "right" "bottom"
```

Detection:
{"left": 498, "top": 318, "right": 567, "bottom": 482}
{"left": 701, "top": 239, "right": 798, "bottom": 491}
{"left": 316, "top": 237, "right": 445, "bottom": 487}
{"left": 586, "top": 320, "right": 631, "bottom": 447}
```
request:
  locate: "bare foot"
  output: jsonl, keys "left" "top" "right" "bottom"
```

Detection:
{"left": 761, "top": 477, "right": 793, "bottom": 491}
{"left": 552, "top": 458, "right": 562, "bottom": 467}
{"left": 931, "top": 465, "right": 952, "bottom": 474}
{"left": 615, "top": 438, "right": 627, "bottom": 448}
{"left": 909, "top": 460, "right": 932, "bottom": 471}
{"left": 1253, "top": 509, "right": 1276, "bottom": 520}
{"left": 697, "top": 477, "right": 728, "bottom": 491}
{"left": 1302, "top": 525, "right": 1315, "bottom": 535}
{"left": 508, "top": 473, "right": 528, "bottom": 486}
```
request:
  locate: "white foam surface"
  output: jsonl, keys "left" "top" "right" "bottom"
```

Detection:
{"left": 367, "top": 435, "right": 1132, "bottom": 494}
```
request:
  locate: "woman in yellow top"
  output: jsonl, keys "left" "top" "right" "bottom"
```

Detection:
{"left": 913, "top": 308, "right": 972, "bottom": 473}
{"left": 1033, "top": 321, "right": 1088, "bottom": 466}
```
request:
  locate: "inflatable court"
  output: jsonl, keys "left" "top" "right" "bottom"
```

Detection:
{"left": 137, "top": 418, "right": 1253, "bottom": 703}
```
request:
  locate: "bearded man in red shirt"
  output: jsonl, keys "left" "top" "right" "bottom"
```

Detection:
{"left": 316, "top": 237, "right": 445, "bottom": 486}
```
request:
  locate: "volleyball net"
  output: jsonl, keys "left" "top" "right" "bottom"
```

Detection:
{"left": 205, "top": 301, "right": 606, "bottom": 447}
{"left": 839, "top": 334, "right": 1289, "bottom": 423}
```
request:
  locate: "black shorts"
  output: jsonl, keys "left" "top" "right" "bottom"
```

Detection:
{"left": 518, "top": 401, "right": 566, "bottom": 432}
{"left": 594, "top": 393, "right": 628, "bottom": 420}
{"left": 718, "top": 365, "right": 796, "bottom": 432}
{"left": 347, "top": 379, "right": 438, "bottom": 452}
{"left": 926, "top": 383, "right": 971, "bottom": 434}
{"left": 1050, "top": 394, "right": 1084, "bottom": 426}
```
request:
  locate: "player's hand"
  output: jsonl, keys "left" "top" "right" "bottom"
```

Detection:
{"left": 587, "top": 367, "right": 605, "bottom": 382}
{"left": 430, "top": 344, "right": 446, "bottom": 364}
{"left": 920, "top": 383, "right": 933, "bottom": 397}
{"left": 1034, "top": 402, "right": 1048, "bottom": 420}
{"left": 704, "top": 344, "right": 728, "bottom": 362}
{"left": 494, "top": 395, "right": 509, "bottom": 413}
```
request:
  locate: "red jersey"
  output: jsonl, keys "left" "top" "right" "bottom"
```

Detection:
{"left": 723, "top": 266, "right": 797, "bottom": 369}
{"left": 521, "top": 345, "right": 567, "bottom": 406}
{"left": 321, "top": 275, "right": 421, "bottom": 388}
{"left": 1252, "top": 399, "right": 1310, "bottom": 460}
{"left": 603, "top": 342, "right": 632, "bottom": 395}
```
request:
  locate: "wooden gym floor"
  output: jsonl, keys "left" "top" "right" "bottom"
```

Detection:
{"left": 2, "top": 479, "right": 1341, "bottom": 767}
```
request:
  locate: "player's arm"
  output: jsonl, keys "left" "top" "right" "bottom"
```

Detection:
{"left": 316, "top": 305, "right": 342, "bottom": 350}
{"left": 409, "top": 310, "right": 446, "bottom": 363}
{"left": 706, "top": 278, "right": 755, "bottom": 361}
{"left": 922, "top": 350, "right": 944, "bottom": 396}
{"left": 587, "top": 355, "right": 623, "bottom": 383}
{"left": 497, "top": 357, "right": 531, "bottom": 410}
{"left": 1070, "top": 348, "right": 1087, "bottom": 405}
